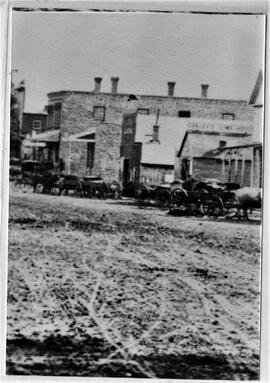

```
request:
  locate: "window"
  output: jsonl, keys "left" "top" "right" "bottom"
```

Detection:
{"left": 178, "top": 111, "right": 191, "bottom": 118}
{"left": 93, "top": 106, "right": 105, "bottom": 121}
{"left": 32, "top": 120, "right": 41, "bottom": 131}
{"left": 222, "top": 113, "right": 235, "bottom": 120}
{"left": 87, "top": 142, "right": 95, "bottom": 170}
{"left": 54, "top": 103, "right": 62, "bottom": 128}
{"left": 137, "top": 108, "right": 150, "bottom": 115}
{"left": 46, "top": 105, "right": 54, "bottom": 128}
{"left": 219, "top": 140, "right": 227, "bottom": 148}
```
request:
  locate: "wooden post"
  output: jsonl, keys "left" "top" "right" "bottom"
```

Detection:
{"left": 234, "top": 149, "right": 239, "bottom": 182}
{"left": 240, "top": 149, "right": 246, "bottom": 186}
{"left": 189, "top": 157, "right": 193, "bottom": 176}
{"left": 221, "top": 151, "right": 226, "bottom": 182}
{"left": 254, "top": 147, "right": 260, "bottom": 188}
{"left": 250, "top": 147, "right": 254, "bottom": 187}
{"left": 228, "top": 150, "right": 232, "bottom": 182}
{"left": 67, "top": 141, "right": 71, "bottom": 174}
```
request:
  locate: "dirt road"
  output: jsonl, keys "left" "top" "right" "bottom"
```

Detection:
{"left": 6, "top": 190, "right": 261, "bottom": 379}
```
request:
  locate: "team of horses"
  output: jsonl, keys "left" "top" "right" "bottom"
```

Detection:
{"left": 133, "top": 178, "right": 262, "bottom": 220}
{"left": 12, "top": 172, "right": 262, "bottom": 220}
{"left": 14, "top": 172, "right": 122, "bottom": 200}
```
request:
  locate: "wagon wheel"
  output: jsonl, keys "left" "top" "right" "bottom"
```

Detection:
{"left": 193, "top": 202, "right": 205, "bottom": 217}
{"left": 201, "top": 196, "right": 224, "bottom": 217}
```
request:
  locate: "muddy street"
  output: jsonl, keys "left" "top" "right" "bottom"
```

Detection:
{"left": 6, "top": 190, "right": 261, "bottom": 379}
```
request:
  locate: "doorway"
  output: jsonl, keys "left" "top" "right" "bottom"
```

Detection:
{"left": 181, "top": 159, "right": 189, "bottom": 180}
{"left": 123, "top": 158, "right": 130, "bottom": 187}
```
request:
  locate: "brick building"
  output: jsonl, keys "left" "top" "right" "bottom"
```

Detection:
{"left": 32, "top": 77, "right": 255, "bottom": 181}
{"left": 21, "top": 112, "right": 47, "bottom": 137}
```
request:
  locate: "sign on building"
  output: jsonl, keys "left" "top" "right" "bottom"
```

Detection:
{"left": 186, "top": 119, "right": 252, "bottom": 134}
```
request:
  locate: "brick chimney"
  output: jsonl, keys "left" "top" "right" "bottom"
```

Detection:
{"left": 111, "top": 77, "right": 119, "bottom": 94}
{"left": 201, "top": 84, "right": 209, "bottom": 99}
{"left": 94, "top": 77, "right": 102, "bottom": 93}
{"left": 168, "top": 82, "right": 175, "bottom": 97}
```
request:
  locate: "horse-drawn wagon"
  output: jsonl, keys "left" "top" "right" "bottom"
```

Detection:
{"left": 133, "top": 178, "right": 260, "bottom": 220}
{"left": 81, "top": 177, "right": 122, "bottom": 199}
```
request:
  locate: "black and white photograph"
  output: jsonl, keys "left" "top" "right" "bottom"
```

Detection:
{"left": 2, "top": 2, "right": 267, "bottom": 380}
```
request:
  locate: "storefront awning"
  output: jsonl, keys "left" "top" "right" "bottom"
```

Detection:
{"left": 32, "top": 129, "right": 60, "bottom": 143}
{"left": 62, "top": 127, "right": 96, "bottom": 142}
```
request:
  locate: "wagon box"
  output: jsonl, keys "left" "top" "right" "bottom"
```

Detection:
{"left": 58, "top": 175, "right": 82, "bottom": 196}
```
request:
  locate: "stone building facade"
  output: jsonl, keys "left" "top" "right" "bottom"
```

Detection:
{"left": 33, "top": 77, "right": 255, "bottom": 181}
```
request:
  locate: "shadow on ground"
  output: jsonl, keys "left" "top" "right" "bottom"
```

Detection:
{"left": 6, "top": 336, "right": 259, "bottom": 380}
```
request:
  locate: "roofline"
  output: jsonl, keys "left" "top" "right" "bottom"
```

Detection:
{"left": 141, "top": 162, "right": 174, "bottom": 168}
{"left": 177, "top": 130, "right": 252, "bottom": 157}
{"left": 248, "top": 69, "right": 263, "bottom": 105}
{"left": 23, "top": 112, "right": 47, "bottom": 116}
{"left": 47, "top": 90, "right": 248, "bottom": 104}
{"left": 177, "top": 130, "right": 189, "bottom": 158}
{"left": 181, "top": 155, "right": 252, "bottom": 161}
{"left": 187, "top": 130, "right": 251, "bottom": 137}
{"left": 223, "top": 142, "right": 262, "bottom": 150}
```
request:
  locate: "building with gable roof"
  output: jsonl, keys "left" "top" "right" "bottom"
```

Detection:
{"left": 220, "top": 70, "right": 264, "bottom": 187}
{"left": 121, "top": 114, "right": 253, "bottom": 185}
{"left": 176, "top": 129, "right": 252, "bottom": 185}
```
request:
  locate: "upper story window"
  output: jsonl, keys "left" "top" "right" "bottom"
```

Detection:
{"left": 93, "top": 106, "right": 105, "bottom": 121}
{"left": 178, "top": 111, "right": 191, "bottom": 118}
{"left": 54, "top": 102, "right": 62, "bottom": 128}
{"left": 219, "top": 140, "right": 227, "bottom": 148}
{"left": 137, "top": 108, "right": 150, "bottom": 115}
{"left": 32, "top": 120, "right": 41, "bottom": 131}
{"left": 46, "top": 105, "right": 54, "bottom": 129}
{"left": 222, "top": 113, "right": 235, "bottom": 120}
{"left": 46, "top": 103, "right": 61, "bottom": 129}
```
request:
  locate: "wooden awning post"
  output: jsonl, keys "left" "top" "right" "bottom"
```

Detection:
{"left": 221, "top": 151, "right": 226, "bottom": 181}
{"left": 250, "top": 148, "right": 254, "bottom": 187}
{"left": 240, "top": 149, "right": 246, "bottom": 186}
{"left": 228, "top": 150, "right": 232, "bottom": 182}
{"left": 234, "top": 149, "right": 239, "bottom": 182}
{"left": 189, "top": 157, "right": 193, "bottom": 176}
{"left": 67, "top": 141, "right": 71, "bottom": 175}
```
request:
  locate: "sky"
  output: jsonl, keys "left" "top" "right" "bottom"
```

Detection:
{"left": 11, "top": 11, "right": 265, "bottom": 113}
